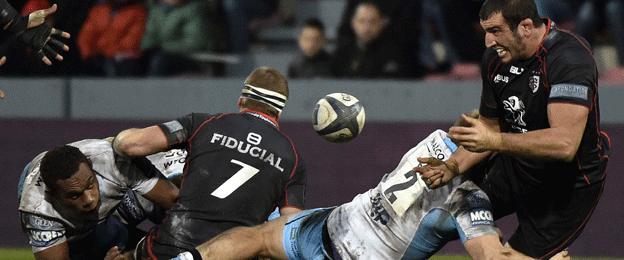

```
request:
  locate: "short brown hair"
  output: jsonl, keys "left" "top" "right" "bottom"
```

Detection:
{"left": 241, "top": 67, "right": 288, "bottom": 117}
{"left": 479, "top": 0, "right": 544, "bottom": 31}
{"left": 244, "top": 67, "right": 289, "bottom": 98}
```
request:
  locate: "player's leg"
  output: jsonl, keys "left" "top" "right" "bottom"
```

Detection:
{"left": 463, "top": 234, "right": 521, "bottom": 260}
{"left": 188, "top": 208, "right": 335, "bottom": 260}
{"left": 450, "top": 183, "right": 507, "bottom": 260}
{"left": 506, "top": 177, "right": 604, "bottom": 258}
{"left": 194, "top": 214, "right": 289, "bottom": 260}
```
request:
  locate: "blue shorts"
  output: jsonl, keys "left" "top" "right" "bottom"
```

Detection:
{"left": 282, "top": 207, "right": 335, "bottom": 260}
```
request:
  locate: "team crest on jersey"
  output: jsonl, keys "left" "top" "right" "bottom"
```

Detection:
{"left": 529, "top": 75, "right": 540, "bottom": 93}
{"left": 503, "top": 96, "right": 528, "bottom": 133}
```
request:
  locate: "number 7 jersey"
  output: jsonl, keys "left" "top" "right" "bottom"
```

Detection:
{"left": 327, "top": 130, "right": 498, "bottom": 259}
{"left": 153, "top": 112, "right": 306, "bottom": 250}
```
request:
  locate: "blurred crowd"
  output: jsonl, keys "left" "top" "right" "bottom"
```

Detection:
{"left": 0, "top": 0, "right": 622, "bottom": 82}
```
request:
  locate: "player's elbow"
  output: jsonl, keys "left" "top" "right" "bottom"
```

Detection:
{"left": 114, "top": 128, "right": 145, "bottom": 157}
{"left": 556, "top": 141, "right": 579, "bottom": 162}
{"left": 161, "top": 188, "right": 179, "bottom": 210}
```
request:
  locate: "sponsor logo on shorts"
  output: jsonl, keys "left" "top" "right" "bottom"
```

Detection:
{"left": 469, "top": 209, "right": 493, "bottom": 226}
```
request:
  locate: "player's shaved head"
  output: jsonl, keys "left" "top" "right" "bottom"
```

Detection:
{"left": 244, "top": 66, "right": 289, "bottom": 98}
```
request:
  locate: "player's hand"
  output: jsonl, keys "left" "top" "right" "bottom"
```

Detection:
{"left": 104, "top": 246, "right": 132, "bottom": 260}
{"left": 20, "top": 4, "right": 70, "bottom": 65}
{"left": 414, "top": 157, "right": 459, "bottom": 189}
{"left": 448, "top": 114, "right": 501, "bottom": 153}
{"left": 104, "top": 246, "right": 122, "bottom": 260}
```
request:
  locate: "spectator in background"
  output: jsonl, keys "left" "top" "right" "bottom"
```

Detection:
{"left": 222, "top": 0, "right": 279, "bottom": 53}
{"left": 533, "top": 0, "right": 576, "bottom": 29}
{"left": 287, "top": 18, "right": 331, "bottom": 78}
{"left": 78, "top": 0, "right": 146, "bottom": 77}
{"left": 331, "top": 2, "right": 407, "bottom": 78}
{"left": 141, "top": 0, "right": 215, "bottom": 76}
{"left": 421, "top": 0, "right": 484, "bottom": 80}
{"left": 336, "top": 0, "right": 423, "bottom": 77}
{"left": 418, "top": 0, "right": 457, "bottom": 75}
{"left": 574, "top": 0, "right": 624, "bottom": 81}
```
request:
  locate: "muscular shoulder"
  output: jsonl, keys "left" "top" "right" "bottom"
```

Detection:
{"left": 68, "top": 139, "right": 114, "bottom": 158}
{"left": 545, "top": 30, "right": 596, "bottom": 84}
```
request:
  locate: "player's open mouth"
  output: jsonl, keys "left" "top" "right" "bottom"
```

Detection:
{"left": 495, "top": 47, "right": 507, "bottom": 57}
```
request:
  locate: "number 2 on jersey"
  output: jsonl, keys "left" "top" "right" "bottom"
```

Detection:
{"left": 211, "top": 160, "right": 260, "bottom": 199}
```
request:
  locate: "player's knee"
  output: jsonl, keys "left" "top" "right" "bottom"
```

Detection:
{"left": 257, "top": 218, "right": 287, "bottom": 258}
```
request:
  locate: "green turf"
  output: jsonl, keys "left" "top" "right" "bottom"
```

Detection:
{"left": 0, "top": 248, "right": 34, "bottom": 260}
{"left": 0, "top": 248, "right": 621, "bottom": 260}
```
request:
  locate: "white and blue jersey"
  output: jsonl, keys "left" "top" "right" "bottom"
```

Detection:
{"left": 283, "top": 130, "right": 499, "bottom": 259}
{"left": 17, "top": 139, "right": 176, "bottom": 253}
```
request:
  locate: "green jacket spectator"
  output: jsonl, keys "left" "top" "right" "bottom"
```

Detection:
{"left": 141, "top": 0, "right": 214, "bottom": 54}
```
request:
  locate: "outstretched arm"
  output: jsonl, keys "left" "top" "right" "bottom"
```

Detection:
{"left": 114, "top": 126, "right": 169, "bottom": 157}
{"left": 417, "top": 115, "right": 497, "bottom": 189}
{"left": 143, "top": 178, "right": 178, "bottom": 210}
{"left": 1, "top": 3, "right": 70, "bottom": 65}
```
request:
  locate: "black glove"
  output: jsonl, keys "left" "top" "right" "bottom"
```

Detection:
{"left": 17, "top": 22, "right": 66, "bottom": 62}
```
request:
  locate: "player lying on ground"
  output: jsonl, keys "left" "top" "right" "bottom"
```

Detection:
{"left": 165, "top": 130, "right": 565, "bottom": 260}
{"left": 18, "top": 139, "right": 179, "bottom": 260}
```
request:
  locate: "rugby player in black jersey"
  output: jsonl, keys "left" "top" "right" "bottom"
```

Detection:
{"left": 111, "top": 67, "right": 306, "bottom": 259}
{"left": 419, "top": 0, "right": 610, "bottom": 258}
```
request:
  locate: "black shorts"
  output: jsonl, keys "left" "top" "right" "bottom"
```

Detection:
{"left": 134, "top": 228, "right": 188, "bottom": 260}
{"left": 477, "top": 154, "right": 606, "bottom": 259}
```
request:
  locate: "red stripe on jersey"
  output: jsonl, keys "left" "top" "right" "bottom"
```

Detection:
{"left": 146, "top": 229, "right": 157, "bottom": 260}
{"left": 539, "top": 55, "right": 550, "bottom": 91}
{"left": 278, "top": 130, "right": 300, "bottom": 207}
{"left": 600, "top": 131, "right": 611, "bottom": 148}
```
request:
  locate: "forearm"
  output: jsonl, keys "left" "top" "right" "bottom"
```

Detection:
{"left": 494, "top": 127, "right": 579, "bottom": 161}
{"left": 113, "top": 126, "right": 168, "bottom": 157}
{"left": 451, "top": 146, "right": 492, "bottom": 175}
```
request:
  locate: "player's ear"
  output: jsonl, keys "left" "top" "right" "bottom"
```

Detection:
{"left": 518, "top": 18, "right": 533, "bottom": 37}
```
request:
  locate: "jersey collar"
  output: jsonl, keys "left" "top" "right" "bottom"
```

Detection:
{"left": 534, "top": 19, "right": 557, "bottom": 57}
{"left": 242, "top": 109, "right": 280, "bottom": 128}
